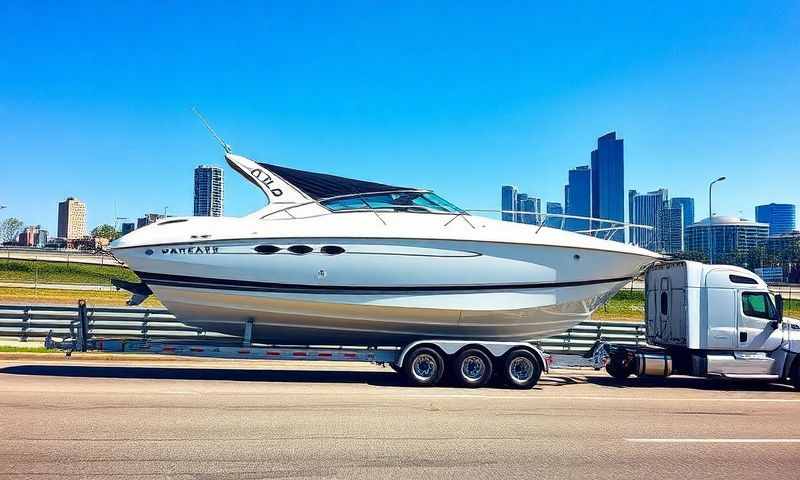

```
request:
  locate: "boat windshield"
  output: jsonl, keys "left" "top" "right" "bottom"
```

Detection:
{"left": 322, "top": 191, "right": 464, "bottom": 214}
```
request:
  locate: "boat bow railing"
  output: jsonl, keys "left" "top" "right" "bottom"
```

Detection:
{"left": 461, "top": 209, "right": 654, "bottom": 243}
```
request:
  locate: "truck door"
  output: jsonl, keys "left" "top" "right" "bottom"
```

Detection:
{"left": 737, "top": 291, "right": 783, "bottom": 351}
{"left": 706, "top": 288, "right": 735, "bottom": 349}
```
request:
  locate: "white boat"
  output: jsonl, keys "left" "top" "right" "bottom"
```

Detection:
{"left": 110, "top": 152, "right": 661, "bottom": 345}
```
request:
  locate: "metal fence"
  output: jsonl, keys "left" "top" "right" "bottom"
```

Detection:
{"left": 0, "top": 304, "right": 646, "bottom": 354}
{"left": 0, "top": 304, "right": 234, "bottom": 343}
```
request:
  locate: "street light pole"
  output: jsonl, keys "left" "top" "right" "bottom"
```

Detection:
{"left": 708, "top": 176, "right": 726, "bottom": 264}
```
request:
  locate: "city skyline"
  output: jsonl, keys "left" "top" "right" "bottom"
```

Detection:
{"left": 495, "top": 130, "right": 795, "bottom": 260}
{"left": 8, "top": 141, "right": 798, "bottom": 243}
{"left": 1, "top": 3, "right": 798, "bottom": 233}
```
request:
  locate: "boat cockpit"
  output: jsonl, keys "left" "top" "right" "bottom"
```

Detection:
{"left": 321, "top": 191, "right": 464, "bottom": 214}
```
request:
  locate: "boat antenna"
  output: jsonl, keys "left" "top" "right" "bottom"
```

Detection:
{"left": 192, "top": 106, "right": 232, "bottom": 153}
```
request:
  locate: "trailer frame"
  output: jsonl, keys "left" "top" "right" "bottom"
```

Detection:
{"left": 44, "top": 300, "right": 551, "bottom": 389}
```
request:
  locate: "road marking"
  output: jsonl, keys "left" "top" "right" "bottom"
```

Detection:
{"left": 626, "top": 438, "right": 800, "bottom": 443}
{"left": 400, "top": 394, "right": 800, "bottom": 403}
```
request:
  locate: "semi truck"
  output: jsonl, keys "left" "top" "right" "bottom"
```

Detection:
{"left": 593, "top": 260, "right": 800, "bottom": 388}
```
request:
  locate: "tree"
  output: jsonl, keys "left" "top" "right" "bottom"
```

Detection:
{"left": 0, "top": 217, "right": 23, "bottom": 244}
{"left": 672, "top": 250, "right": 708, "bottom": 263}
{"left": 91, "top": 224, "right": 119, "bottom": 241}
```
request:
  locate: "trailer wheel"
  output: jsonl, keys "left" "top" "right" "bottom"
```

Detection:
{"left": 404, "top": 346, "right": 445, "bottom": 387}
{"left": 453, "top": 348, "right": 493, "bottom": 387}
{"left": 503, "top": 349, "right": 541, "bottom": 389}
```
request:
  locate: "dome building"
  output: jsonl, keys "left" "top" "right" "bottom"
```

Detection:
{"left": 685, "top": 216, "right": 768, "bottom": 260}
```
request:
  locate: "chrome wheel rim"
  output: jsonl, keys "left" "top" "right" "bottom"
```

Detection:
{"left": 461, "top": 355, "right": 485, "bottom": 381}
{"left": 509, "top": 356, "right": 534, "bottom": 383}
{"left": 412, "top": 353, "right": 438, "bottom": 381}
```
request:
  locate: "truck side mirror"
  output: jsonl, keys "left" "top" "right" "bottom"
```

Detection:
{"left": 775, "top": 294, "right": 784, "bottom": 324}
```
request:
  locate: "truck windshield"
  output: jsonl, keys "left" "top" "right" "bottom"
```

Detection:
{"left": 322, "top": 192, "right": 464, "bottom": 214}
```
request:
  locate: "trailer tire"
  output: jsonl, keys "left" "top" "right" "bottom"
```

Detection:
{"left": 404, "top": 346, "right": 445, "bottom": 387}
{"left": 503, "top": 349, "right": 541, "bottom": 389}
{"left": 453, "top": 348, "right": 493, "bottom": 387}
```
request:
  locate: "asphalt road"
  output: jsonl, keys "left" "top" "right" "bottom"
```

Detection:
{"left": 1, "top": 358, "right": 799, "bottom": 479}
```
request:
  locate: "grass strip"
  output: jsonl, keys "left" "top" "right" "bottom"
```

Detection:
{"left": 0, "top": 258, "right": 138, "bottom": 285}
{"left": 0, "top": 287, "right": 163, "bottom": 308}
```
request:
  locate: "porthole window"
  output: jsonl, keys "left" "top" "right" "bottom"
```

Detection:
{"left": 288, "top": 245, "right": 313, "bottom": 255}
{"left": 320, "top": 245, "right": 345, "bottom": 255}
{"left": 254, "top": 245, "right": 281, "bottom": 254}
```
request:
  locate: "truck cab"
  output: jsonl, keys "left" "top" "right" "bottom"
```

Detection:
{"left": 602, "top": 260, "right": 800, "bottom": 387}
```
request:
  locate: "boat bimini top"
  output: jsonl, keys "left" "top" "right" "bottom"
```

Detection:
{"left": 225, "top": 152, "right": 464, "bottom": 218}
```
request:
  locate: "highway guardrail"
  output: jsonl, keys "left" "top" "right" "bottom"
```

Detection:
{"left": 0, "top": 304, "right": 645, "bottom": 354}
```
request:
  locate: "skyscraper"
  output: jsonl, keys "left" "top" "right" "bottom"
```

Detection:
{"left": 659, "top": 205, "right": 684, "bottom": 253}
{"left": 194, "top": 165, "right": 224, "bottom": 217}
{"left": 629, "top": 189, "right": 668, "bottom": 249}
{"left": 57, "top": 197, "right": 87, "bottom": 239}
{"left": 545, "top": 202, "right": 563, "bottom": 228}
{"left": 516, "top": 193, "right": 529, "bottom": 223}
{"left": 501, "top": 185, "right": 517, "bottom": 222}
{"left": 517, "top": 194, "right": 541, "bottom": 225}
{"left": 670, "top": 197, "right": 695, "bottom": 229}
{"left": 565, "top": 165, "right": 591, "bottom": 232}
{"left": 590, "top": 132, "right": 624, "bottom": 242}
{"left": 755, "top": 203, "right": 796, "bottom": 235}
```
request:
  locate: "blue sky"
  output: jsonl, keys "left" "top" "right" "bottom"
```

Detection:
{"left": 1, "top": 1, "right": 798, "bottom": 233}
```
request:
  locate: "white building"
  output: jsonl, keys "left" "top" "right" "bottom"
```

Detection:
{"left": 57, "top": 197, "right": 87, "bottom": 240}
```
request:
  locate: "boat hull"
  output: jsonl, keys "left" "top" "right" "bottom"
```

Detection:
{"left": 145, "top": 279, "right": 628, "bottom": 344}
{"left": 116, "top": 237, "right": 654, "bottom": 345}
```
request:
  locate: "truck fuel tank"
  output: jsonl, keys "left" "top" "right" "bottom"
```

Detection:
{"left": 636, "top": 352, "right": 673, "bottom": 377}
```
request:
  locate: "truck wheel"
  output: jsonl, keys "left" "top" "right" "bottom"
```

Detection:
{"left": 404, "top": 346, "right": 445, "bottom": 387}
{"left": 453, "top": 348, "right": 493, "bottom": 387}
{"left": 606, "top": 356, "right": 635, "bottom": 380}
{"left": 503, "top": 349, "right": 541, "bottom": 389}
